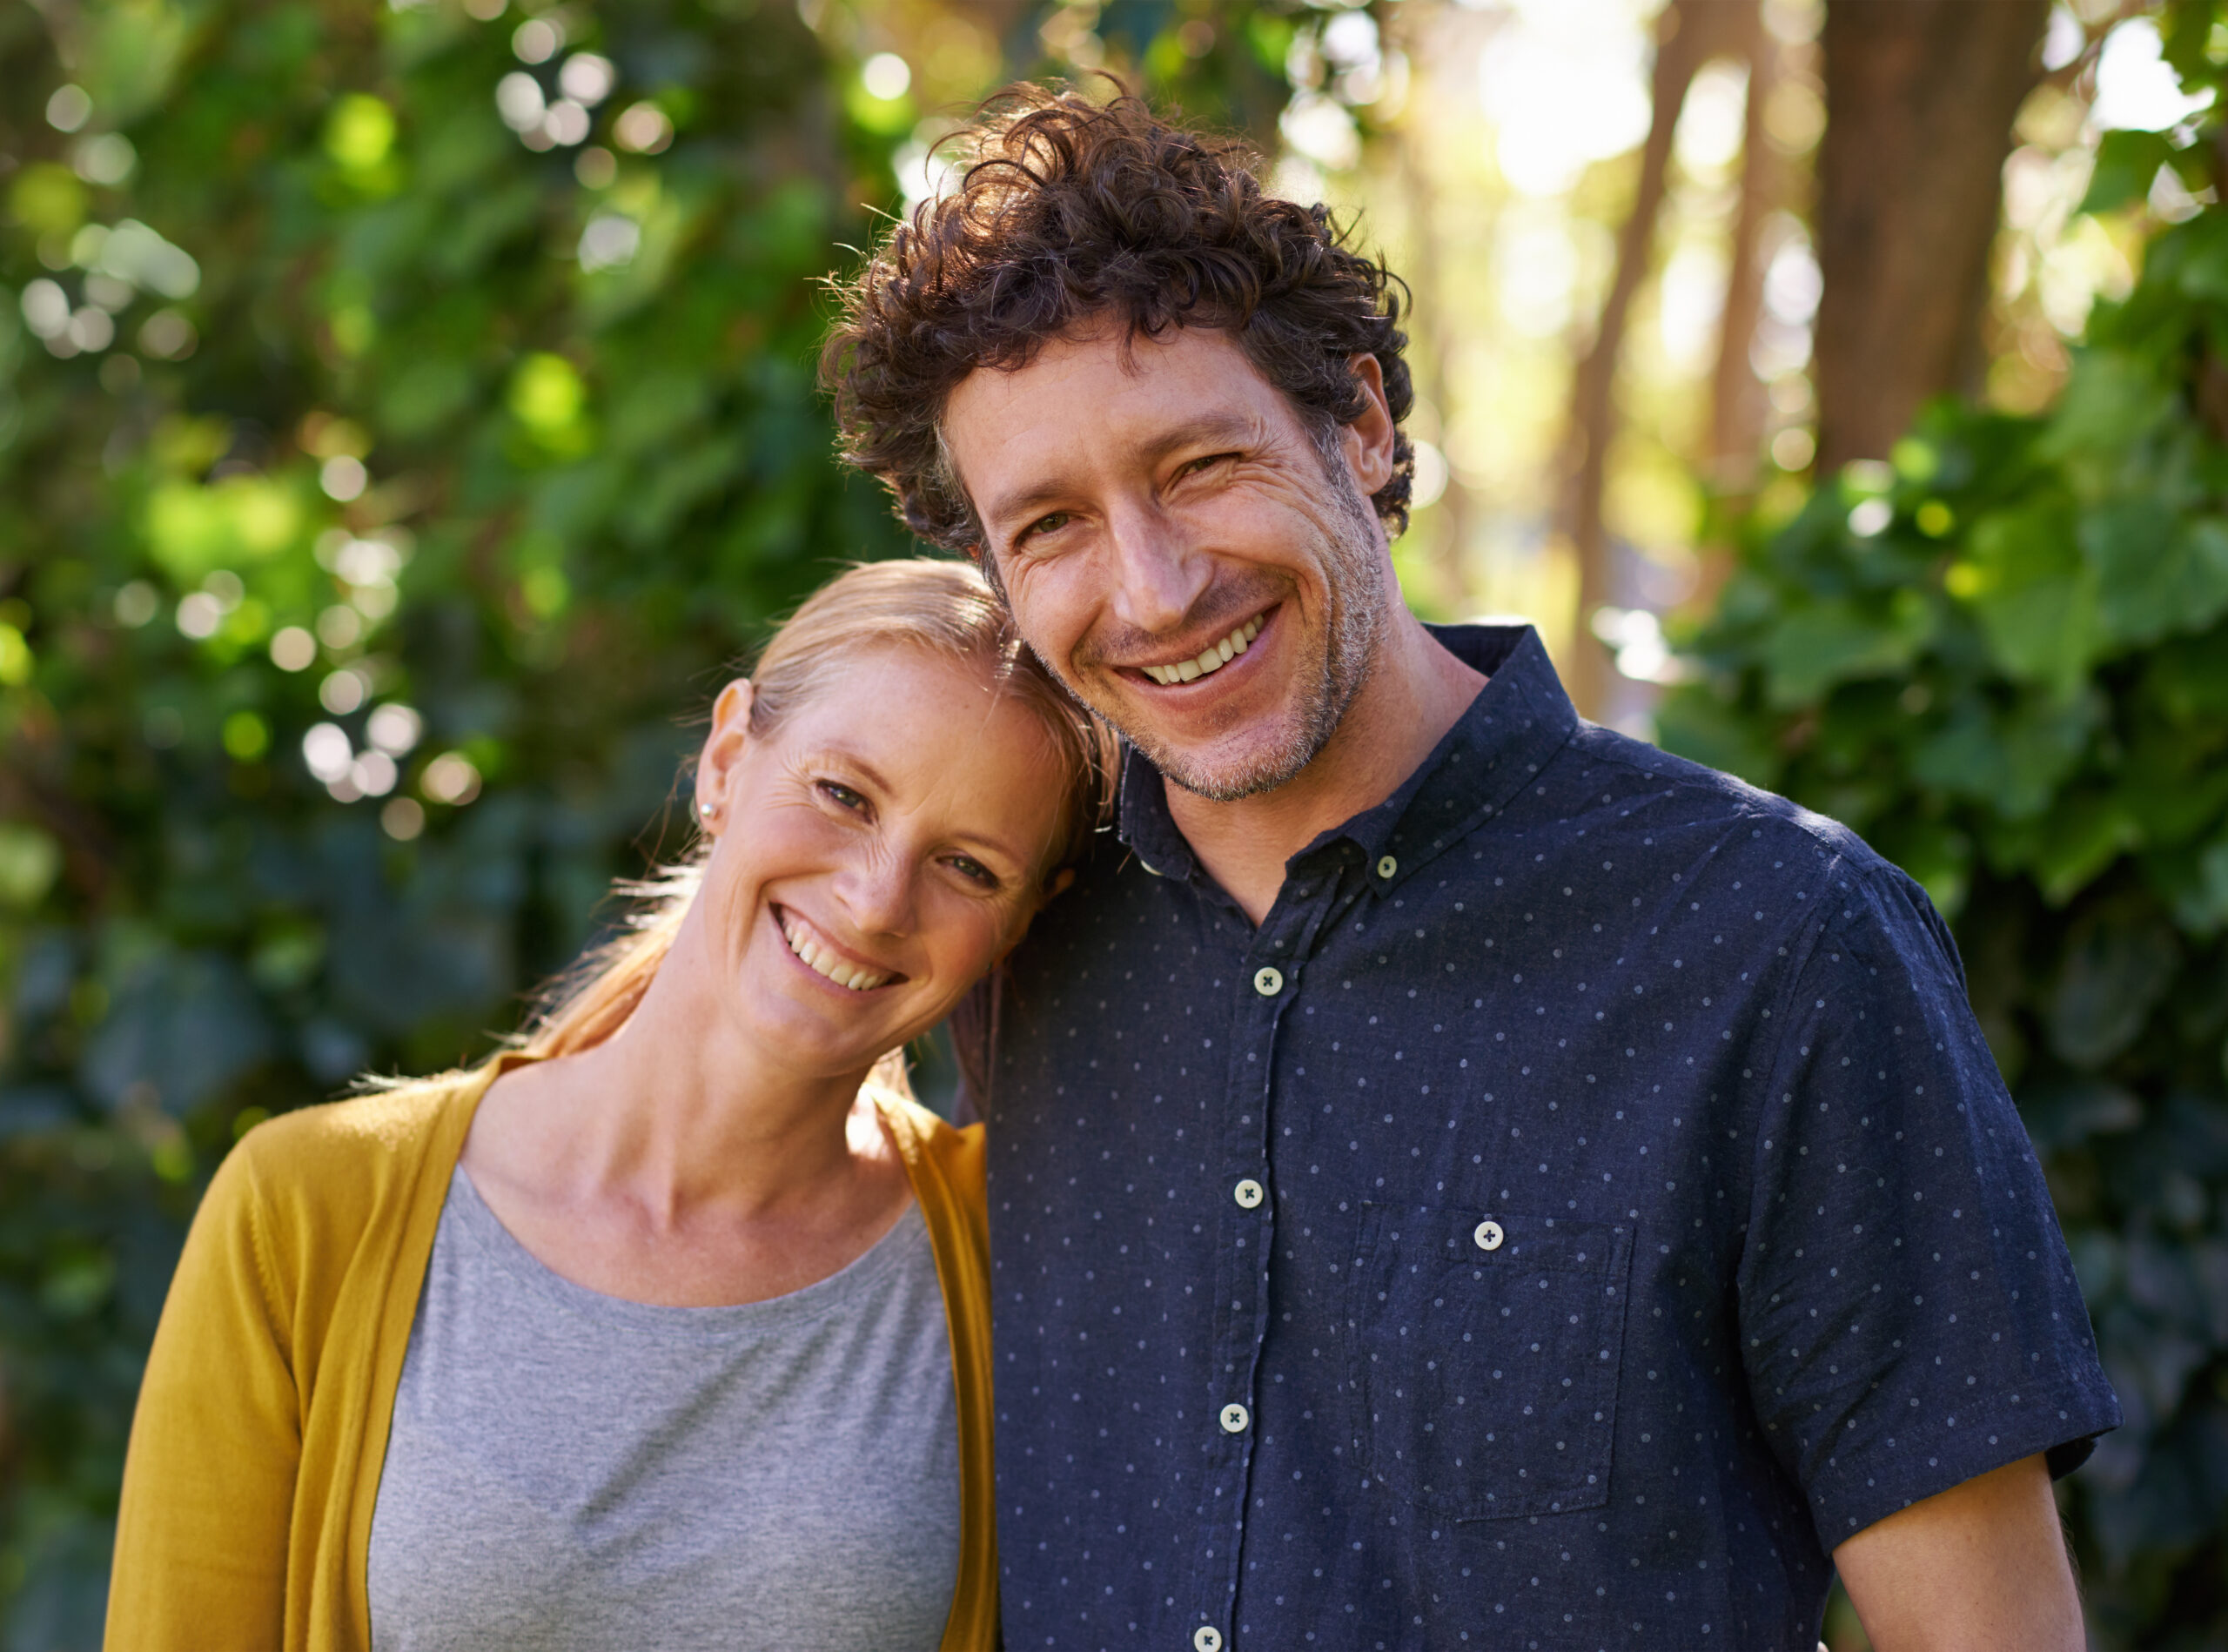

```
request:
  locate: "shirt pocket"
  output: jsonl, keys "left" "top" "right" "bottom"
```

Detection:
{"left": 1343, "top": 1201, "right": 1632, "bottom": 1521}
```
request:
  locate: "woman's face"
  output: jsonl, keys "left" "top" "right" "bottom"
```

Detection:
{"left": 688, "top": 644, "right": 1069, "bottom": 1081}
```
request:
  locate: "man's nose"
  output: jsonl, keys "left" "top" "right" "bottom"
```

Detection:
{"left": 1104, "top": 500, "right": 1211, "bottom": 636}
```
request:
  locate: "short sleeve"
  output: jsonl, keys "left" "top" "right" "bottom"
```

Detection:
{"left": 107, "top": 1138, "right": 299, "bottom": 1651}
{"left": 1735, "top": 867, "right": 2121, "bottom": 1548}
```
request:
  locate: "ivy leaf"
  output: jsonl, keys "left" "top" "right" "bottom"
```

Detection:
{"left": 2050, "top": 905, "right": 2182, "bottom": 1068}
{"left": 2040, "top": 353, "right": 2177, "bottom": 472}
{"left": 1651, "top": 689, "right": 1782, "bottom": 789}
{"left": 2084, "top": 505, "right": 2228, "bottom": 646}
{"left": 1950, "top": 506, "right": 2100, "bottom": 695}
{"left": 2083, "top": 130, "right": 2181, "bottom": 216}
{"left": 1761, "top": 588, "right": 1935, "bottom": 707}
{"left": 2033, "top": 789, "right": 2145, "bottom": 905}
{"left": 2017, "top": 1074, "right": 2144, "bottom": 1155}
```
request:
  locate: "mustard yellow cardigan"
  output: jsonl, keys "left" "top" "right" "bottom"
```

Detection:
{"left": 104, "top": 1057, "right": 997, "bottom": 1651}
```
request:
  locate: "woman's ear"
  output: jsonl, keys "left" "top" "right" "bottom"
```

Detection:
{"left": 1044, "top": 867, "right": 1077, "bottom": 901}
{"left": 695, "top": 679, "right": 755, "bottom": 830}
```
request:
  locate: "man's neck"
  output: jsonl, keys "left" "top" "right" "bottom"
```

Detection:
{"left": 1164, "top": 613, "right": 1486, "bottom": 924}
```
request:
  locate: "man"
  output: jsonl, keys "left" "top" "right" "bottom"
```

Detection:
{"left": 824, "top": 87, "right": 2118, "bottom": 1651}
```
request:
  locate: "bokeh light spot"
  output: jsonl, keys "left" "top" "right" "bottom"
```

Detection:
{"left": 862, "top": 53, "right": 912, "bottom": 101}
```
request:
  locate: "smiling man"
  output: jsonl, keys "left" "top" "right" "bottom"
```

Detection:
{"left": 823, "top": 86, "right": 2118, "bottom": 1652}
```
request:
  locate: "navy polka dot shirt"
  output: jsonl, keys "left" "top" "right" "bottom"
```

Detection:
{"left": 972, "top": 625, "right": 2118, "bottom": 1652}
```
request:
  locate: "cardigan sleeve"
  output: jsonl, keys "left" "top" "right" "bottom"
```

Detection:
{"left": 107, "top": 1135, "right": 300, "bottom": 1652}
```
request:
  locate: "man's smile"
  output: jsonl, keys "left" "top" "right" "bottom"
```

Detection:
{"left": 1124, "top": 608, "right": 1272, "bottom": 688}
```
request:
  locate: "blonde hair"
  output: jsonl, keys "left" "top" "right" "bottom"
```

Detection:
{"left": 507, "top": 558, "right": 1114, "bottom": 1094}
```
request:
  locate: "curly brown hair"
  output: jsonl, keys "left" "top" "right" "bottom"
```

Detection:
{"left": 821, "top": 83, "right": 1415, "bottom": 557}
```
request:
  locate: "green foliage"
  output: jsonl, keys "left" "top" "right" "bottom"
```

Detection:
{"left": 0, "top": 1, "right": 923, "bottom": 1639}
{"left": 1661, "top": 17, "right": 2228, "bottom": 1641}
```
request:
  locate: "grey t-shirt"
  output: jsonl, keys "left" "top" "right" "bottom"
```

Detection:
{"left": 366, "top": 1167, "right": 960, "bottom": 1651}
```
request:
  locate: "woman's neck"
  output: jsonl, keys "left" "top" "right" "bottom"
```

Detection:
{"left": 457, "top": 917, "right": 912, "bottom": 1306}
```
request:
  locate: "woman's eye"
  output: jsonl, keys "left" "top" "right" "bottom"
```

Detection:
{"left": 819, "top": 780, "right": 867, "bottom": 811}
{"left": 949, "top": 855, "right": 999, "bottom": 889}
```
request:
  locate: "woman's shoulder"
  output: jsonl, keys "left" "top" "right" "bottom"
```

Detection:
{"left": 874, "top": 1091, "right": 985, "bottom": 1208}
{"left": 221, "top": 1064, "right": 491, "bottom": 1229}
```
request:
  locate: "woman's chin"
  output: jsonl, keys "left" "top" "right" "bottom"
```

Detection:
{"left": 735, "top": 977, "right": 937, "bottom": 1082}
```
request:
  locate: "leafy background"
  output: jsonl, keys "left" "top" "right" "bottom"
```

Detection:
{"left": 1659, "top": 11, "right": 2228, "bottom": 1639}
{"left": 3, "top": 0, "right": 2227, "bottom": 1647}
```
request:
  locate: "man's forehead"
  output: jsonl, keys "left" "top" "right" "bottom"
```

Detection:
{"left": 944, "top": 326, "right": 1283, "bottom": 469}
{"left": 953, "top": 325, "right": 1274, "bottom": 419}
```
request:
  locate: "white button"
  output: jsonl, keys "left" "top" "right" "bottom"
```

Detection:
{"left": 1233, "top": 1179, "right": 1265, "bottom": 1209}
{"left": 1252, "top": 966, "right": 1283, "bottom": 997}
{"left": 1376, "top": 855, "right": 1398, "bottom": 879}
{"left": 1219, "top": 1402, "right": 1250, "bottom": 1434}
{"left": 1193, "top": 1628, "right": 1224, "bottom": 1652}
{"left": 1473, "top": 1219, "right": 1505, "bottom": 1252}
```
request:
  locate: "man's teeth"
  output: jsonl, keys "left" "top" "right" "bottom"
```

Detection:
{"left": 781, "top": 917, "right": 890, "bottom": 991}
{"left": 1140, "top": 617, "right": 1263, "bottom": 686}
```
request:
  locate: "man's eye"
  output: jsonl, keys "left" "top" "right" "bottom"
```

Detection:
{"left": 1018, "top": 511, "right": 1070, "bottom": 546}
{"left": 819, "top": 781, "right": 867, "bottom": 810}
{"left": 1182, "top": 453, "right": 1237, "bottom": 477}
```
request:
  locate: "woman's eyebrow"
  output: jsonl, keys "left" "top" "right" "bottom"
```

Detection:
{"left": 807, "top": 746, "right": 892, "bottom": 795}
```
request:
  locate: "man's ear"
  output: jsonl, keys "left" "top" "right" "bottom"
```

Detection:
{"left": 695, "top": 679, "right": 755, "bottom": 827}
{"left": 1341, "top": 352, "right": 1398, "bottom": 499}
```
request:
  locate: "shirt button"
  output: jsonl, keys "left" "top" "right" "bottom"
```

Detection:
{"left": 1233, "top": 1179, "right": 1265, "bottom": 1209}
{"left": 1376, "top": 855, "right": 1398, "bottom": 879}
{"left": 1474, "top": 1219, "right": 1505, "bottom": 1252}
{"left": 1252, "top": 965, "right": 1283, "bottom": 997}
{"left": 1193, "top": 1629, "right": 1224, "bottom": 1652}
{"left": 1219, "top": 1402, "right": 1250, "bottom": 1434}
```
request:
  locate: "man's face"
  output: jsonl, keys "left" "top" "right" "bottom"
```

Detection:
{"left": 940, "top": 326, "right": 1392, "bottom": 802}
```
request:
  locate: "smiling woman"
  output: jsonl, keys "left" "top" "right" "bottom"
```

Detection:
{"left": 103, "top": 560, "right": 1115, "bottom": 1652}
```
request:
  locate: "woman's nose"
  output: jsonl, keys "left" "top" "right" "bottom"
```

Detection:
{"left": 834, "top": 850, "right": 917, "bottom": 938}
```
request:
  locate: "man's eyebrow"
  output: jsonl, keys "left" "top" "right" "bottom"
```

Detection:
{"left": 979, "top": 411, "right": 1261, "bottom": 530}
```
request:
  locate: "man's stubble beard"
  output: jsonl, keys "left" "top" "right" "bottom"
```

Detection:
{"left": 1073, "top": 457, "right": 1390, "bottom": 804}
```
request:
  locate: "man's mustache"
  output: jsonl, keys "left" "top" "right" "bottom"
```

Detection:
{"left": 1072, "top": 584, "right": 1285, "bottom": 672}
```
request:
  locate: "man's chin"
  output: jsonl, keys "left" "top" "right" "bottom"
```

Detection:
{"left": 1128, "top": 724, "right": 1323, "bottom": 803}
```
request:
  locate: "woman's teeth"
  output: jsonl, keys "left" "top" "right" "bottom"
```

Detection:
{"left": 780, "top": 915, "right": 890, "bottom": 991}
{"left": 1140, "top": 617, "right": 1263, "bottom": 686}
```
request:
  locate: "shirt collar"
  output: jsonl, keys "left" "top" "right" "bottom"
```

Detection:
{"left": 1117, "top": 624, "right": 1581, "bottom": 893}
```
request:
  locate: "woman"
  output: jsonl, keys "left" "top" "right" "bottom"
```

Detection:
{"left": 105, "top": 560, "right": 1115, "bottom": 1652}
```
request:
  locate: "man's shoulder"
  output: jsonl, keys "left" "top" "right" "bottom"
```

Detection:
{"left": 1567, "top": 722, "right": 1961, "bottom": 984}
{"left": 1568, "top": 720, "right": 1910, "bottom": 888}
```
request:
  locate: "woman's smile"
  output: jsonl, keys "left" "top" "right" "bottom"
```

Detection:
{"left": 773, "top": 904, "right": 903, "bottom": 993}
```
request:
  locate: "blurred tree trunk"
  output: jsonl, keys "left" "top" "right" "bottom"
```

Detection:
{"left": 1708, "top": 9, "right": 1777, "bottom": 494}
{"left": 1695, "top": 4, "right": 1780, "bottom": 612}
{"left": 1812, "top": 0, "right": 2050, "bottom": 471}
{"left": 1560, "top": 0, "right": 1755, "bottom": 719}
